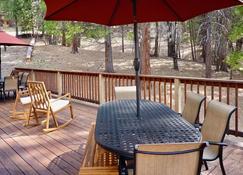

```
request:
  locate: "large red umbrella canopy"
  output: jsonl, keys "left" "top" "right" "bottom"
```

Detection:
{"left": 44, "top": 0, "right": 242, "bottom": 26}
{"left": 0, "top": 31, "right": 29, "bottom": 46}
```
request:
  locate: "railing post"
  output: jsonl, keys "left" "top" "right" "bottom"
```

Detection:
{"left": 31, "top": 70, "right": 35, "bottom": 81}
{"left": 57, "top": 71, "right": 62, "bottom": 96}
{"left": 174, "top": 78, "right": 182, "bottom": 113}
{"left": 99, "top": 74, "right": 105, "bottom": 104}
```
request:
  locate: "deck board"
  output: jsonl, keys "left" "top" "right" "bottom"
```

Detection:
{"left": 0, "top": 100, "right": 243, "bottom": 175}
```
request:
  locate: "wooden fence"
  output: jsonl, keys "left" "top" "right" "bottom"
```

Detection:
{"left": 15, "top": 67, "right": 243, "bottom": 137}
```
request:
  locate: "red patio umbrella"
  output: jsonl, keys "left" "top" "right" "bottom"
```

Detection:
{"left": 44, "top": 0, "right": 242, "bottom": 118}
{"left": 0, "top": 30, "right": 30, "bottom": 78}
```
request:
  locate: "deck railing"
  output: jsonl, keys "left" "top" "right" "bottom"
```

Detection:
{"left": 15, "top": 67, "right": 243, "bottom": 137}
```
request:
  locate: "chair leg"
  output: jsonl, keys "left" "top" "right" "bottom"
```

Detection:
{"left": 204, "top": 160, "right": 209, "bottom": 171}
{"left": 51, "top": 111, "right": 59, "bottom": 127}
{"left": 70, "top": 105, "right": 74, "bottom": 119}
{"left": 14, "top": 91, "right": 16, "bottom": 98}
{"left": 33, "top": 108, "right": 39, "bottom": 125}
{"left": 45, "top": 111, "right": 50, "bottom": 130}
{"left": 11, "top": 95, "right": 19, "bottom": 119}
{"left": 25, "top": 106, "right": 32, "bottom": 126}
{"left": 3, "top": 92, "right": 5, "bottom": 101}
{"left": 219, "top": 154, "right": 226, "bottom": 175}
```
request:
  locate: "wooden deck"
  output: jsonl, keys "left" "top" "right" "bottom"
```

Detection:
{"left": 0, "top": 100, "right": 242, "bottom": 175}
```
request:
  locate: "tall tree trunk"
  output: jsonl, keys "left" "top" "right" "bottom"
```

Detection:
{"left": 153, "top": 22, "right": 159, "bottom": 57}
{"left": 167, "top": 22, "right": 179, "bottom": 70}
{"left": 105, "top": 28, "right": 114, "bottom": 73}
{"left": 202, "top": 44, "right": 206, "bottom": 63}
{"left": 214, "top": 9, "right": 231, "bottom": 72}
{"left": 230, "top": 70, "right": 233, "bottom": 80}
{"left": 218, "top": 37, "right": 228, "bottom": 72}
{"left": 216, "top": 33, "right": 228, "bottom": 72}
{"left": 141, "top": 23, "right": 151, "bottom": 75}
{"left": 15, "top": 17, "right": 18, "bottom": 37}
{"left": 61, "top": 22, "right": 66, "bottom": 46}
{"left": 236, "top": 38, "right": 243, "bottom": 51}
{"left": 77, "top": 33, "right": 81, "bottom": 48}
{"left": 228, "top": 41, "right": 234, "bottom": 52}
{"left": 205, "top": 15, "right": 212, "bottom": 78}
{"left": 176, "top": 23, "right": 181, "bottom": 60}
{"left": 71, "top": 33, "right": 79, "bottom": 54}
{"left": 121, "top": 26, "right": 125, "bottom": 53}
{"left": 200, "top": 15, "right": 207, "bottom": 63}
{"left": 189, "top": 20, "right": 196, "bottom": 61}
{"left": 41, "top": 23, "right": 45, "bottom": 36}
{"left": 167, "top": 22, "right": 173, "bottom": 57}
{"left": 32, "top": 0, "right": 41, "bottom": 38}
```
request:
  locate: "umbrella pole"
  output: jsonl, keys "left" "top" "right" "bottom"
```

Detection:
{"left": 0, "top": 46, "right": 1, "bottom": 79}
{"left": 133, "top": 23, "right": 140, "bottom": 118}
{"left": 132, "top": 0, "right": 141, "bottom": 118}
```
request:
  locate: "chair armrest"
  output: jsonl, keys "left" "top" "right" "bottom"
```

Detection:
{"left": 51, "top": 93, "right": 71, "bottom": 102}
{"left": 47, "top": 91, "right": 52, "bottom": 98}
{"left": 207, "top": 141, "right": 228, "bottom": 147}
{"left": 193, "top": 123, "right": 203, "bottom": 130}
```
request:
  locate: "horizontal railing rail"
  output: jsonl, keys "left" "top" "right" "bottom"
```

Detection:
{"left": 15, "top": 67, "right": 243, "bottom": 137}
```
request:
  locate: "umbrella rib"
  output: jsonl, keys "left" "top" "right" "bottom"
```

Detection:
{"left": 160, "top": 0, "right": 183, "bottom": 21}
{"left": 45, "top": 0, "right": 79, "bottom": 20}
{"left": 108, "top": 0, "right": 121, "bottom": 26}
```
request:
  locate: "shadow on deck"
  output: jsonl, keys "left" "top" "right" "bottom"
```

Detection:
{"left": 0, "top": 100, "right": 242, "bottom": 175}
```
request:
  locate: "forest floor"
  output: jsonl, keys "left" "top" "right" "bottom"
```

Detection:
{"left": 1, "top": 39, "right": 243, "bottom": 80}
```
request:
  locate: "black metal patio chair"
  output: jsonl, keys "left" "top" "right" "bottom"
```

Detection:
{"left": 201, "top": 100, "right": 236, "bottom": 175}
{"left": 133, "top": 142, "right": 207, "bottom": 175}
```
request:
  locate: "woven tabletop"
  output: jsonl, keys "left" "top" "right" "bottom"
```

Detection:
{"left": 95, "top": 99, "right": 201, "bottom": 159}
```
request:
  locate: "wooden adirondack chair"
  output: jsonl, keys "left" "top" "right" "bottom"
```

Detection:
{"left": 11, "top": 90, "right": 32, "bottom": 120}
{"left": 27, "top": 81, "right": 74, "bottom": 132}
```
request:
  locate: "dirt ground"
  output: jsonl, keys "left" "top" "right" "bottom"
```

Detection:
{"left": 1, "top": 42, "right": 243, "bottom": 80}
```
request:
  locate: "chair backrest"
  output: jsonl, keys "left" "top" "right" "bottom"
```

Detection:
{"left": 135, "top": 142, "right": 206, "bottom": 175}
{"left": 4, "top": 76, "right": 18, "bottom": 91}
{"left": 182, "top": 92, "right": 206, "bottom": 124}
{"left": 114, "top": 86, "right": 136, "bottom": 100}
{"left": 201, "top": 100, "right": 236, "bottom": 156}
{"left": 10, "top": 70, "right": 18, "bottom": 76}
{"left": 20, "top": 72, "right": 29, "bottom": 86}
{"left": 18, "top": 72, "right": 24, "bottom": 82}
{"left": 82, "top": 123, "right": 96, "bottom": 167}
{"left": 28, "top": 81, "right": 50, "bottom": 111}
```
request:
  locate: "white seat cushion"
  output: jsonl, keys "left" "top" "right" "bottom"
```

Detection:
{"left": 115, "top": 86, "right": 136, "bottom": 100}
{"left": 20, "top": 94, "right": 42, "bottom": 105}
{"left": 50, "top": 99, "right": 69, "bottom": 113}
{"left": 203, "top": 146, "right": 218, "bottom": 160}
{"left": 20, "top": 96, "right": 31, "bottom": 105}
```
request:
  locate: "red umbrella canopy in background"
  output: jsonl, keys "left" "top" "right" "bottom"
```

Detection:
{"left": 44, "top": 0, "right": 242, "bottom": 118}
{"left": 44, "top": 0, "right": 242, "bottom": 26}
{"left": 0, "top": 31, "right": 29, "bottom": 46}
{"left": 0, "top": 31, "right": 30, "bottom": 78}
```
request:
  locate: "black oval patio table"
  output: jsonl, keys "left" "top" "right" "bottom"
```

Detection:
{"left": 95, "top": 99, "right": 201, "bottom": 173}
